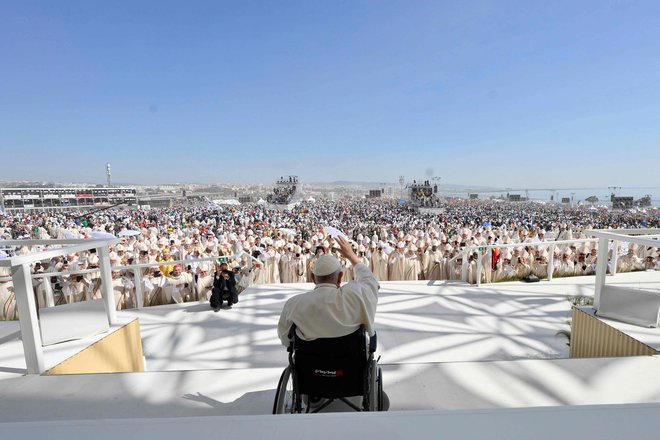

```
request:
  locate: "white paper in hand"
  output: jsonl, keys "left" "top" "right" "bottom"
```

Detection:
{"left": 324, "top": 226, "right": 349, "bottom": 241}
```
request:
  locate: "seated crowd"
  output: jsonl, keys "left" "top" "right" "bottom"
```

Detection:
{"left": 1, "top": 199, "right": 658, "bottom": 319}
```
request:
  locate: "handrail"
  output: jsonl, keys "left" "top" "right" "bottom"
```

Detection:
{"left": 587, "top": 229, "right": 660, "bottom": 309}
{"left": 0, "top": 238, "right": 120, "bottom": 267}
{"left": 0, "top": 252, "right": 263, "bottom": 309}
{"left": 461, "top": 238, "right": 600, "bottom": 286}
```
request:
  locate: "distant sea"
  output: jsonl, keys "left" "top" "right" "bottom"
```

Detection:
{"left": 439, "top": 186, "right": 660, "bottom": 208}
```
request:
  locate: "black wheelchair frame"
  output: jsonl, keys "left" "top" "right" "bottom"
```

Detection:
{"left": 273, "top": 324, "right": 383, "bottom": 414}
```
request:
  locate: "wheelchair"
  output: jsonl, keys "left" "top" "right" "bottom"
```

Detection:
{"left": 273, "top": 324, "right": 384, "bottom": 413}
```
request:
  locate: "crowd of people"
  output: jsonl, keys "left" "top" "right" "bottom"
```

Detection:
{"left": 1, "top": 199, "right": 659, "bottom": 319}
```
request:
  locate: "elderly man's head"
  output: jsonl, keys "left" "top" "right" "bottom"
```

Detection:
{"left": 311, "top": 255, "right": 343, "bottom": 286}
{"left": 172, "top": 264, "right": 182, "bottom": 277}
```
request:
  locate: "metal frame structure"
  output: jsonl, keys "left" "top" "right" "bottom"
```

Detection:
{"left": 586, "top": 228, "right": 660, "bottom": 309}
{"left": 454, "top": 238, "right": 598, "bottom": 286}
{"left": 0, "top": 239, "right": 265, "bottom": 374}
{"left": 0, "top": 238, "right": 119, "bottom": 374}
{"left": 452, "top": 228, "right": 659, "bottom": 287}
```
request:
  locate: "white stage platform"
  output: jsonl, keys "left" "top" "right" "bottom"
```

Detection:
{"left": 1, "top": 272, "right": 660, "bottom": 427}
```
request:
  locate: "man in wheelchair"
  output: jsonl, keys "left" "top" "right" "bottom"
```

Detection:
{"left": 274, "top": 235, "right": 386, "bottom": 413}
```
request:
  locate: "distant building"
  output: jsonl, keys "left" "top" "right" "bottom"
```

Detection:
{"left": 0, "top": 187, "right": 137, "bottom": 212}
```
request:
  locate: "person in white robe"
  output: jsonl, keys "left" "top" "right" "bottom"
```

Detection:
{"left": 196, "top": 263, "right": 214, "bottom": 301}
{"left": 370, "top": 246, "right": 389, "bottom": 281}
{"left": 404, "top": 247, "right": 421, "bottom": 281}
{"left": 1, "top": 265, "right": 17, "bottom": 320}
{"left": 388, "top": 245, "right": 406, "bottom": 281}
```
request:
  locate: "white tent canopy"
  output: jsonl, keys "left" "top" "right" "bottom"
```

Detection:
{"left": 213, "top": 199, "right": 241, "bottom": 206}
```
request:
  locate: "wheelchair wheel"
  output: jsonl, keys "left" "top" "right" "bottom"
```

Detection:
{"left": 368, "top": 359, "right": 378, "bottom": 411}
{"left": 377, "top": 367, "right": 384, "bottom": 411}
{"left": 273, "top": 366, "right": 297, "bottom": 414}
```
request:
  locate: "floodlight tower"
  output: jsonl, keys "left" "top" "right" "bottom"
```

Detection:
{"left": 106, "top": 163, "right": 112, "bottom": 188}
{"left": 398, "top": 176, "right": 405, "bottom": 199}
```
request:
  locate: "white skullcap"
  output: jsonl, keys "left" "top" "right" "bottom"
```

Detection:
{"left": 312, "top": 255, "right": 341, "bottom": 276}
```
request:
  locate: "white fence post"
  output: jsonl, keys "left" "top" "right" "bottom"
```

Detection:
{"left": 476, "top": 250, "right": 482, "bottom": 287}
{"left": 610, "top": 240, "right": 619, "bottom": 276}
{"left": 12, "top": 263, "right": 45, "bottom": 374}
{"left": 594, "top": 237, "right": 609, "bottom": 310}
{"left": 97, "top": 246, "right": 117, "bottom": 325}
{"left": 547, "top": 244, "right": 555, "bottom": 282}
{"left": 133, "top": 268, "right": 144, "bottom": 309}
{"left": 44, "top": 278, "right": 55, "bottom": 308}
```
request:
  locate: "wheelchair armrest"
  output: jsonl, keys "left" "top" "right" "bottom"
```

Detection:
{"left": 288, "top": 324, "right": 297, "bottom": 340}
{"left": 287, "top": 324, "right": 297, "bottom": 353}
{"left": 369, "top": 332, "right": 377, "bottom": 353}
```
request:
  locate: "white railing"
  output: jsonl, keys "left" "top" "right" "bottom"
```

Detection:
{"left": 458, "top": 238, "right": 598, "bottom": 286}
{"left": 0, "top": 237, "right": 262, "bottom": 374}
{"left": 0, "top": 238, "right": 119, "bottom": 374}
{"left": 458, "top": 229, "right": 660, "bottom": 287}
{"left": 587, "top": 228, "right": 660, "bottom": 309}
{"left": 1, "top": 252, "right": 262, "bottom": 310}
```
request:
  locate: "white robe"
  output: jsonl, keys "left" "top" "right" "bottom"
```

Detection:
{"left": 370, "top": 252, "right": 389, "bottom": 281}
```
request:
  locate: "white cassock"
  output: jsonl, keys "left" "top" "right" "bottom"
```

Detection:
{"left": 532, "top": 262, "right": 548, "bottom": 279}
{"left": 250, "top": 266, "right": 266, "bottom": 285}
{"left": 557, "top": 260, "right": 575, "bottom": 277}
{"left": 279, "top": 253, "right": 292, "bottom": 283}
{"left": 405, "top": 255, "right": 420, "bottom": 281}
{"left": 370, "top": 252, "right": 388, "bottom": 281}
{"left": 513, "top": 262, "right": 530, "bottom": 278}
{"left": 165, "top": 272, "right": 194, "bottom": 303}
{"left": 425, "top": 251, "right": 444, "bottom": 280}
{"left": 292, "top": 258, "right": 306, "bottom": 283}
{"left": 388, "top": 251, "right": 406, "bottom": 281}
{"left": 418, "top": 251, "right": 429, "bottom": 280}
{"left": 113, "top": 277, "right": 134, "bottom": 310}
{"left": 1, "top": 280, "right": 17, "bottom": 320}
{"left": 61, "top": 278, "right": 91, "bottom": 303}
{"left": 196, "top": 275, "right": 215, "bottom": 301}
{"left": 342, "top": 259, "right": 354, "bottom": 282}
{"left": 265, "top": 251, "right": 281, "bottom": 283}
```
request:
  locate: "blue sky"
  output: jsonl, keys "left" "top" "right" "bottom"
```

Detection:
{"left": 1, "top": 1, "right": 659, "bottom": 187}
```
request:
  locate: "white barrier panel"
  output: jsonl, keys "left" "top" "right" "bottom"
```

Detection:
{"left": 418, "top": 207, "right": 445, "bottom": 214}
{"left": 39, "top": 299, "right": 109, "bottom": 346}
{"left": 597, "top": 285, "right": 660, "bottom": 328}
